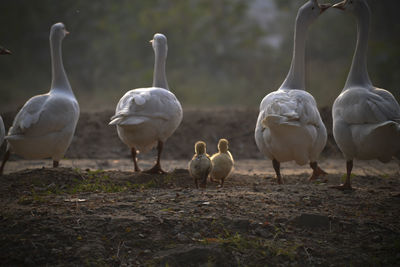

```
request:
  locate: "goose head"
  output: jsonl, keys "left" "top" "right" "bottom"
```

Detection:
{"left": 195, "top": 141, "right": 207, "bottom": 155}
{"left": 298, "top": 0, "right": 332, "bottom": 26}
{"left": 50, "top": 22, "right": 69, "bottom": 42}
{"left": 333, "top": 0, "right": 369, "bottom": 14}
{"left": 0, "top": 46, "right": 11, "bottom": 55}
{"left": 150, "top": 33, "right": 168, "bottom": 56}
{"left": 217, "top": 139, "right": 229, "bottom": 153}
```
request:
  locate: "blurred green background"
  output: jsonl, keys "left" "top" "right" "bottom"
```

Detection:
{"left": 0, "top": 0, "right": 399, "bottom": 111}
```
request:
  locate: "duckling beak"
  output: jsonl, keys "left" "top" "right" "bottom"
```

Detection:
{"left": 333, "top": 0, "right": 347, "bottom": 10}
{"left": 319, "top": 3, "right": 332, "bottom": 13}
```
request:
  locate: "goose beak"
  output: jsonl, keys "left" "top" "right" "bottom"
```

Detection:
{"left": 1, "top": 48, "right": 12, "bottom": 55}
{"left": 65, "top": 30, "right": 70, "bottom": 35}
{"left": 149, "top": 40, "right": 154, "bottom": 44}
{"left": 319, "top": 3, "right": 332, "bottom": 13}
{"left": 333, "top": 0, "right": 347, "bottom": 10}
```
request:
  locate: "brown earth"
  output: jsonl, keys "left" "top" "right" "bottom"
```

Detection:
{"left": 0, "top": 108, "right": 399, "bottom": 266}
{"left": 0, "top": 107, "right": 338, "bottom": 160}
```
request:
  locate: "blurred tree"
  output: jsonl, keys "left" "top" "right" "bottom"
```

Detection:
{"left": 0, "top": 0, "right": 398, "bottom": 111}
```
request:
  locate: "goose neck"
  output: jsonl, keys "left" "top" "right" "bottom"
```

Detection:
{"left": 152, "top": 49, "right": 169, "bottom": 90}
{"left": 280, "top": 14, "right": 309, "bottom": 90}
{"left": 50, "top": 36, "right": 72, "bottom": 94}
{"left": 344, "top": 4, "right": 372, "bottom": 90}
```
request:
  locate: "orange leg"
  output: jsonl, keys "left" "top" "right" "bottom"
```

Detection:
{"left": 143, "top": 141, "right": 166, "bottom": 174}
{"left": 308, "top": 161, "right": 327, "bottom": 181}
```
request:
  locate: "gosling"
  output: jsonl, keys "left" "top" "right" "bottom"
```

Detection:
{"left": 188, "top": 141, "right": 212, "bottom": 189}
{"left": 210, "top": 139, "right": 234, "bottom": 187}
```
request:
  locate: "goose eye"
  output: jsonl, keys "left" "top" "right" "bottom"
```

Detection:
{"left": 311, "top": 6, "right": 315, "bottom": 10}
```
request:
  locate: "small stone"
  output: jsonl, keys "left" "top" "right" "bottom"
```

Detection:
{"left": 193, "top": 232, "right": 201, "bottom": 239}
{"left": 177, "top": 233, "right": 188, "bottom": 242}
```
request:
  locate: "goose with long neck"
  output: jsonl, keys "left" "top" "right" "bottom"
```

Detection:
{"left": 0, "top": 23, "right": 79, "bottom": 175}
{"left": 110, "top": 33, "right": 183, "bottom": 174}
{"left": 332, "top": 0, "right": 400, "bottom": 190}
{"left": 254, "top": 0, "right": 330, "bottom": 184}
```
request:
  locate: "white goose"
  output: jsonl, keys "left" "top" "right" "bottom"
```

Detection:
{"left": 255, "top": 0, "right": 330, "bottom": 184}
{"left": 110, "top": 33, "right": 182, "bottom": 174}
{"left": 332, "top": 0, "right": 400, "bottom": 189}
{"left": 0, "top": 23, "right": 79, "bottom": 175}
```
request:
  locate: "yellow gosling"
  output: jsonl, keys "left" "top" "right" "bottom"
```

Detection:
{"left": 210, "top": 139, "right": 234, "bottom": 187}
{"left": 188, "top": 141, "right": 212, "bottom": 189}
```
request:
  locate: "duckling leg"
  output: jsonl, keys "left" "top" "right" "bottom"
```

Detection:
{"left": 53, "top": 161, "right": 59, "bottom": 168}
{"left": 143, "top": 141, "right": 166, "bottom": 174}
{"left": 272, "top": 159, "right": 283, "bottom": 184}
{"left": 0, "top": 149, "right": 10, "bottom": 175}
{"left": 308, "top": 161, "right": 327, "bottom": 181}
{"left": 210, "top": 176, "right": 218, "bottom": 183}
{"left": 130, "top": 147, "right": 141, "bottom": 172}
{"left": 331, "top": 160, "right": 353, "bottom": 190}
{"left": 194, "top": 178, "right": 199, "bottom": 189}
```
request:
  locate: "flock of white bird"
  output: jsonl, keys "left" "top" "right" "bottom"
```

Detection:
{"left": 0, "top": 0, "right": 399, "bottom": 191}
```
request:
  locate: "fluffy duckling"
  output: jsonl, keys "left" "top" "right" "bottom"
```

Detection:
{"left": 188, "top": 141, "right": 212, "bottom": 189}
{"left": 210, "top": 139, "right": 234, "bottom": 187}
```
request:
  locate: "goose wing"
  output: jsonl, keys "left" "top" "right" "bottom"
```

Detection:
{"left": 260, "top": 90, "right": 321, "bottom": 128}
{"left": 109, "top": 87, "right": 181, "bottom": 125}
{"left": 8, "top": 94, "right": 78, "bottom": 138}
{"left": 370, "top": 88, "right": 400, "bottom": 122}
{"left": 337, "top": 88, "right": 400, "bottom": 124}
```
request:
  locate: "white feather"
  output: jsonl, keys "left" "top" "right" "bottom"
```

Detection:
{"left": 333, "top": 86, "right": 400, "bottom": 162}
{"left": 256, "top": 89, "right": 326, "bottom": 165}
{"left": 110, "top": 87, "right": 182, "bottom": 153}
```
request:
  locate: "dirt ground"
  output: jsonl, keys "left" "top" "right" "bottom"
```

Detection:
{"left": 1, "top": 108, "right": 400, "bottom": 266}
